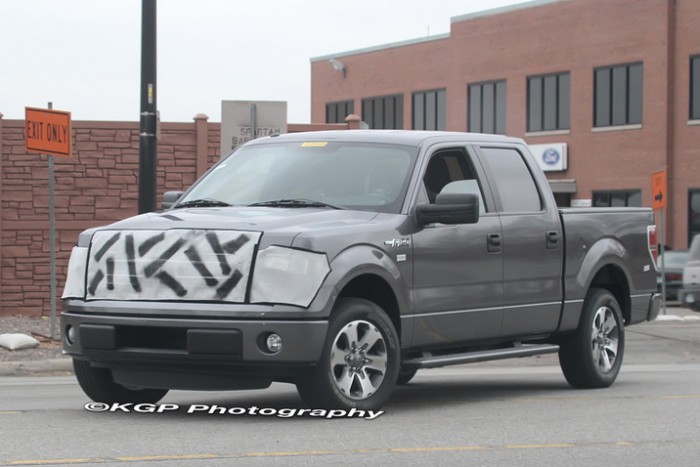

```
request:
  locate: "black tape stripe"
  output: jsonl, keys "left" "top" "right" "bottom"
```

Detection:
{"left": 155, "top": 271, "right": 188, "bottom": 297}
{"left": 106, "top": 258, "right": 115, "bottom": 291}
{"left": 87, "top": 270, "right": 105, "bottom": 296}
{"left": 222, "top": 234, "right": 250, "bottom": 255}
{"left": 144, "top": 238, "right": 186, "bottom": 278}
{"left": 206, "top": 232, "right": 231, "bottom": 275}
{"left": 216, "top": 270, "right": 243, "bottom": 300}
{"left": 93, "top": 233, "right": 121, "bottom": 262}
{"left": 184, "top": 246, "right": 218, "bottom": 286}
{"left": 138, "top": 232, "right": 166, "bottom": 257}
{"left": 125, "top": 234, "right": 142, "bottom": 292}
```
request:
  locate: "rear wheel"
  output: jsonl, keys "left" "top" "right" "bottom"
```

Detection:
{"left": 73, "top": 360, "right": 168, "bottom": 404}
{"left": 296, "top": 298, "right": 400, "bottom": 410}
{"left": 559, "top": 288, "right": 625, "bottom": 388}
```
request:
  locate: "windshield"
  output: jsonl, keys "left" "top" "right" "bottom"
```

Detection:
{"left": 178, "top": 140, "right": 418, "bottom": 213}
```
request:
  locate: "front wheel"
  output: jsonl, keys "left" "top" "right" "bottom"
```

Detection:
{"left": 559, "top": 288, "right": 625, "bottom": 388}
{"left": 296, "top": 298, "right": 400, "bottom": 410}
{"left": 73, "top": 360, "right": 169, "bottom": 404}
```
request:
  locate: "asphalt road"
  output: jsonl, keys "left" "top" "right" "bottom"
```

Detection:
{"left": 0, "top": 315, "right": 698, "bottom": 466}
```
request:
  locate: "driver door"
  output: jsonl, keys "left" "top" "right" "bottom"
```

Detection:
{"left": 410, "top": 146, "right": 504, "bottom": 347}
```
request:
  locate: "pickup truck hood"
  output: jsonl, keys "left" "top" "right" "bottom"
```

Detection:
{"left": 75, "top": 207, "right": 379, "bottom": 305}
{"left": 106, "top": 207, "right": 379, "bottom": 242}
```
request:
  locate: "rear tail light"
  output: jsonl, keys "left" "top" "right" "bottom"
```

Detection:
{"left": 648, "top": 225, "right": 658, "bottom": 270}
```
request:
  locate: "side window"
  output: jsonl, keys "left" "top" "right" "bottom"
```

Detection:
{"left": 480, "top": 147, "right": 542, "bottom": 212}
{"left": 422, "top": 149, "right": 487, "bottom": 213}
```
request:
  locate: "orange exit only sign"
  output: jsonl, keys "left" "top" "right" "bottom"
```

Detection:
{"left": 25, "top": 107, "right": 72, "bottom": 157}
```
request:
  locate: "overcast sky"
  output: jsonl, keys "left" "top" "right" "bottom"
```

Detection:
{"left": 0, "top": 0, "right": 528, "bottom": 123}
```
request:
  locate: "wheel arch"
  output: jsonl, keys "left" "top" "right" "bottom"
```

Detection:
{"left": 337, "top": 273, "right": 403, "bottom": 343}
{"left": 588, "top": 264, "right": 631, "bottom": 324}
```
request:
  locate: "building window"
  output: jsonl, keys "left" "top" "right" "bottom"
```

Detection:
{"left": 594, "top": 62, "right": 643, "bottom": 127}
{"left": 691, "top": 56, "right": 700, "bottom": 120}
{"left": 326, "top": 100, "right": 354, "bottom": 124}
{"left": 592, "top": 190, "right": 642, "bottom": 207}
{"left": 468, "top": 80, "right": 506, "bottom": 134}
{"left": 413, "top": 89, "right": 446, "bottom": 130}
{"left": 361, "top": 95, "right": 403, "bottom": 129}
{"left": 689, "top": 189, "right": 700, "bottom": 245}
{"left": 527, "top": 72, "right": 570, "bottom": 132}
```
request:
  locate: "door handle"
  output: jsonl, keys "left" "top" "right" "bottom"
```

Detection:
{"left": 487, "top": 233, "right": 502, "bottom": 253}
{"left": 546, "top": 230, "right": 560, "bottom": 249}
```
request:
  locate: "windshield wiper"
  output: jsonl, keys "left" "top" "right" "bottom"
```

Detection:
{"left": 173, "top": 198, "right": 232, "bottom": 209}
{"left": 249, "top": 199, "right": 344, "bottom": 209}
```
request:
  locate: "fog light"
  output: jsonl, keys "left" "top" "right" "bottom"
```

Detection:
{"left": 266, "top": 333, "right": 283, "bottom": 354}
{"left": 66, "top": 325, "right": 75, "bottom": 345}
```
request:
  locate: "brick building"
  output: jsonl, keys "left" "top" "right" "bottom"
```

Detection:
{"left": 311, "top": 0, "right": 700, "bottom": 249}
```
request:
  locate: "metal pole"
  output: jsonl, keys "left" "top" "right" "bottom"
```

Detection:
{"left": 660, "top": 209, "right": 667, "bottom": 315}
{"left": 138, "top": 0, "right": 157, "bottom": 214}
{"left": 48, "top": 102, "right": 57, "bottom": 339}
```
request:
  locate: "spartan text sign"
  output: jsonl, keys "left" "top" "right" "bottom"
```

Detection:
{"left": 25, "top": 107, "right": 72, "bottom": 157}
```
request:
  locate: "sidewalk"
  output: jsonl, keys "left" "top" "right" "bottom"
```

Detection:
{"left": 0, "top": 315, "right": 72, "bottom": 376}
{"left": 1, "top": 305, "right": 698, "bottom": 376}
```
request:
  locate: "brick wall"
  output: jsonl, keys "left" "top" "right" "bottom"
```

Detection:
{"left": 0, "top": 114, "right": 358, "bottom": 317}
{"left": 0, "top": 117, "right": 208, "bottom": 317}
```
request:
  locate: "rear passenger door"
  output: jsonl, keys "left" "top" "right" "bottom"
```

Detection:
{"left": 475, "top": 145, "right": 563, "bottom": 337}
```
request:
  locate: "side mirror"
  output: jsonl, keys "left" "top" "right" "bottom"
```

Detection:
{"left": 415, "top": 193, "right": 480, "bottom": 226}
{"left": 161, "top": 191, "right": 184, "bottom": 210}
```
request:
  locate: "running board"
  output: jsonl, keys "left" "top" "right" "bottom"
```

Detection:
{"left": 402, "top": 343, "right": 560, "bottom": 369}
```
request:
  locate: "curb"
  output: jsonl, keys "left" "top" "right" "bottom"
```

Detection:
{"left": 0, "top": 358, "right": 73, "bottom": 376}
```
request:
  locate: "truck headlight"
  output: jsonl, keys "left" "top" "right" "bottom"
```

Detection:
{"left": 62, "top": 246, "right": 89, "bottom": 299}
{"left": 250, "top": 246, "right": 330, "bottom": 307}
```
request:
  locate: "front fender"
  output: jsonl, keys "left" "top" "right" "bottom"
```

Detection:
{"left": 307, "top": 244, "right": 412, "bottom": 320}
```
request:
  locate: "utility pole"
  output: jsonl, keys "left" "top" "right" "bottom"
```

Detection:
{"left": 139, "top": 0, "right": 157, "bottom": 213}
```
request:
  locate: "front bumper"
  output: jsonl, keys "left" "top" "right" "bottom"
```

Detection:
{"left": 61, "top": 304, "right": 328, "bottom": 389}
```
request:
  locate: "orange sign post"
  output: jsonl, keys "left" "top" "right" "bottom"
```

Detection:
{"left": 25, "top": 107, "right": 72, "bottom": 157}
{"left": 652, "top": 170, "right": 668, "bottom": 315}
{"left": 24, "top": 104, "right": 72, "bottom": 340}
{"left": 652, "top": 170, "right": 667, "bottom": 211}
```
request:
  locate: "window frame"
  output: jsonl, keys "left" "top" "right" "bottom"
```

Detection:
{"left": 361, "top": 94, "right": 404, "bottom": 129}
{"left": 527, "top": 71, "right": 571, "bottom": 132}
{"left": 412, "top": 88, "right": 447, "bottom": 131}
{"left": 593, "top": 62, "right": 643, "bottom": 128}
{"left": 325, "top": 100, "right": 354, "bottom": 124}
{"left": 468, "top": 79, "right": 507, "bottom": 134}
{"left": 592, "top": 189, "right": 642, "bottom": 207}
{"left": 690, "top": 55, "right": 700, "bottom": 121}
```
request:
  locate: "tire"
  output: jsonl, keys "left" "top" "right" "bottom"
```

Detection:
{"left": 396, "top": 367, "right": 418, "bottom": 385}
{"left": 559, "top": 288, "right": 625, "bottom": 388}
{"left": 296, "top": 298, "right": 400, "bottom": 410}
{"left": 73, "top": 360, "right": 168, "bottom": 404}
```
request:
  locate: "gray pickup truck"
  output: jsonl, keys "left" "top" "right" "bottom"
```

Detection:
{"left": 62, "top": 130, "right": 661, "bottom": 410}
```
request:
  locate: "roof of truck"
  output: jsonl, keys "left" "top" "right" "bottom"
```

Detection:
{"left": 245, "top": 130, "right": 525, "bottom": 147}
